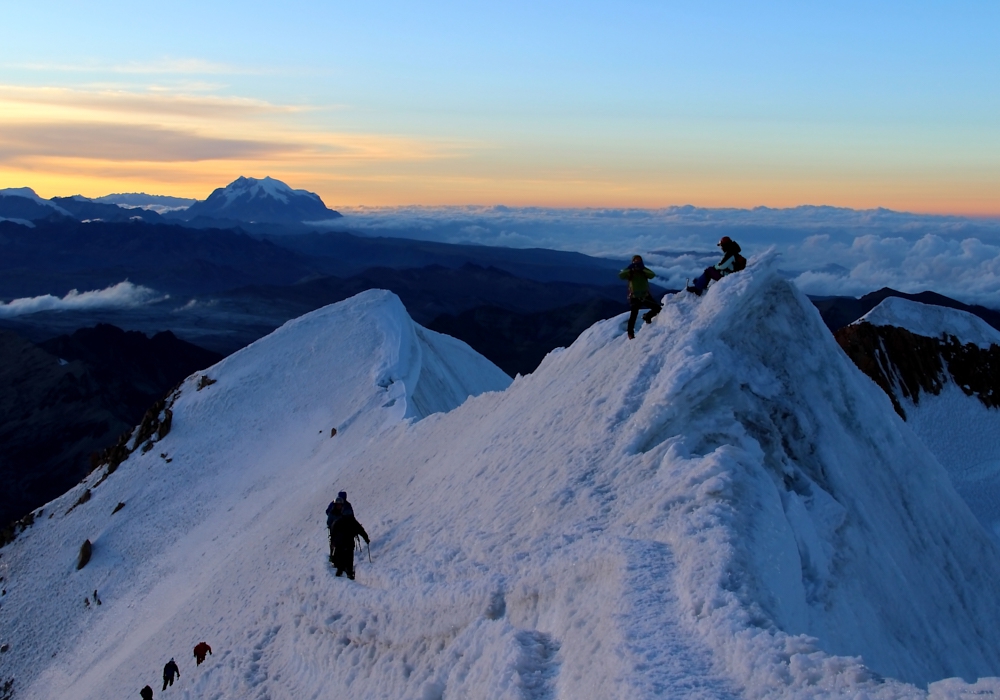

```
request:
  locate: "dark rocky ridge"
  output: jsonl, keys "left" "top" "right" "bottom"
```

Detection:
{"left": 0, "top": 330, "right": 126, "bottom": 529}
{"left": 39, "top": 324, "right": 220, "bottom": 419}
{"left": 835, "top": 322, "right": 1000, "bottom": 419}
{"left": 0, "top": 326, "right": 221, "bottom": 527}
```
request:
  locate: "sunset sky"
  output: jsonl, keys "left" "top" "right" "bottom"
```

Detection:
{"left": 3, "top": 1, "right": 998, "bottom": 214}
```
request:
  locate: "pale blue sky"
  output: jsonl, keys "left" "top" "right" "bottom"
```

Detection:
{"left": 2, "top": 1, "right": 998, "bottom": 212}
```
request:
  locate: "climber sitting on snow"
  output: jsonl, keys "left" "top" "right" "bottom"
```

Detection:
{"left": 619, "top": 255, "right": 662, "bottom": 340}
{"left": 686, "top": 236, "right": 746, "bottom": 296}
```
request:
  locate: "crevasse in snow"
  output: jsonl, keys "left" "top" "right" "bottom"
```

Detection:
{"left": 2, "top": 258, "right": 1000, "bottom": 699}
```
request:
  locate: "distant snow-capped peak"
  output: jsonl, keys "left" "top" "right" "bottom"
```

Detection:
{"left": 0, "top": 187, "right": 73, "bottom": 216}
{"left": 220, "top": 176, "right": 300, "bottom": 204}
{"left": 181, "top": 176, "right": 339, "bottom": 224}
{"left": 856, "top": 297, "right": 1000, "bottom": 350}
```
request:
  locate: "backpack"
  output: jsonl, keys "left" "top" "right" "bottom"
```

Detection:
{"left": 733, "top": 253, "right": 747, "bottom": 272}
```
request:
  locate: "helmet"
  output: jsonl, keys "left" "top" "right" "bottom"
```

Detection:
{"left": 718, "top": 236, "right": 732, "bottom": 247}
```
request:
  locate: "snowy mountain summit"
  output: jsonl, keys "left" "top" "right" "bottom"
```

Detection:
{"left": 180, "top": 175, "right": 341, "bottom": 224}
{"left": 4, "top": 257, "right": 1000, "bottom": 699}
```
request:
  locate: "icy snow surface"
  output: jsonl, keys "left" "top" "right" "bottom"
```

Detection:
{"left": 904, "top": 384, "right": 1000, "bottom": 545}
{"left": 857, "top": 297, "right": 1000, "bottom": 349}
{"left": 3, "top": 261, "right": 1000, "bottom": 699}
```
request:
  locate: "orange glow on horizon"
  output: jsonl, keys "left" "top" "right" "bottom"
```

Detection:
{"left": 1, "top": 84, "right": 997, "bottom": 218}
{"left": 2, "top": 165, "right": 998, "bottom": 219}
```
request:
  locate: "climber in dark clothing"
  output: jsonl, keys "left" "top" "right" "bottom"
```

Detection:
{"left": 326, "top": 491, "right": 354, "bottom": 562}
{"left": 687, "top": 237, "right": 744, "bottom": 295}
{"left": 330, "top": 508, "right": 369, "bottom": 580}
{"left": 193, "top": 641, "right": 212, "bottom": 665}
{"left": 618, "top": 255, "right": 662, "bottom": 340}
{"left": 162, "top": 658, "right": 180, "bottom": 691}
{"left": 140, "top": 685, "right": 154, "bottom": 700}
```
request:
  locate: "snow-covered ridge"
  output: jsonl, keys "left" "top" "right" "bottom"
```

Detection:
{"left": 0, "top": 187, "right": 72, "bottom": 216}
{"left": 3, "top": 262, "right": 1000, "bottom": 699}
{"left": 856, "top": 296, "right": 1000, "bottom": 349}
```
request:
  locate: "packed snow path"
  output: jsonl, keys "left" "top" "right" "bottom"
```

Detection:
{"left": 3, "top": 256, "right": 1000, "bottom": 699}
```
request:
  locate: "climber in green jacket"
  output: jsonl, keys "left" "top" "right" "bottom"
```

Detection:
{"left": 619, "top": 255, "right": 662, "bottom": 340}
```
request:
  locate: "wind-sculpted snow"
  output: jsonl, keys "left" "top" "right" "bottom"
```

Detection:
{"left": 2, "top": 262, "right": 1000, "bottom": 699}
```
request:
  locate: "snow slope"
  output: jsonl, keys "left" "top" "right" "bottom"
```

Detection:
{"left": 3, "top": 259, "right": 1000, "bottom": 699}
{"left": 854, "top": 297, "right": 1000, "bottom": 545}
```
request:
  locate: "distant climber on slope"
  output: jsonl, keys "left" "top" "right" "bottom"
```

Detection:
{"left": 193, "top": 641, "right": 212, "bottom": 665}
{"left": 619, "top": 255, "right": 662, "bottom": 340}
{"left": 330, "top": 498, "right": 369, "bottom": 580}
{"left": 686, "top": 237, "right": 746, "bottom": 296}
{"left": 326, "top": 490, "right": 354, "bottom": 562}
{"left": 161, "top": 658, "right": 180, "bottom": 691}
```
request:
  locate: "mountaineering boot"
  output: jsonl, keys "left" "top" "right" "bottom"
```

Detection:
{"left": 642, "top": 312, "right": 653, "bottom": 324}
{"left": 627, "top": 330, "right": 635, "bottom": 340}
{"left": 686, "top": 285, "right": 702, "bottom": 296}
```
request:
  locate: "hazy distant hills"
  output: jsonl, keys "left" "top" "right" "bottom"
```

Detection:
{"left": 0, "top": 188, "right": 73, "bottom": 223}
{"left": 0, "top": 219, "right": 318, "bottom": 298}
{"left": 0, "top": 214, "right": 627, "bottom": 300}
{"left": 50, "top": 196, "right": 165, "bottom": 223}
{"left": 94, "top": 192, "right": 196, "bottom": 214}
{"left": 1, "top": 176, "right": 340, "bottom": 229}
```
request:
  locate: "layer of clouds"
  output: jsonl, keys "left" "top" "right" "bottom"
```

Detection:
{"left": 0, "top": 281, "right": 163, "bottom": 317}
{"left": 323, "top": 205, "right": 1000, "bottom": 306}
{"left": 0, "top": 84, "right": 291, "bottom": 120}
{"left": 0, "top": 123, "right": 300, "bottom": 163}
{"left": 784, "top": 234, "right": 1000, "bottom": 302}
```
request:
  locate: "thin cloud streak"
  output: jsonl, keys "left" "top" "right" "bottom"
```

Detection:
{"left": 0, "top": 123, "right": 302, "bottom": 162}
{"left": 0, "top": 84, "right": 296, "bottom": 120}
{"left": 0, "top": 281, "right": 163, "bottom": 317}
{"left": 4, "top": 57, "right": 266, "bottom": 76}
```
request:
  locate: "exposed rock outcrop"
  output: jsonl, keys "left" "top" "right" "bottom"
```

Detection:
{"left": 835, "top": 321, "right": 1000, "bottom": 419}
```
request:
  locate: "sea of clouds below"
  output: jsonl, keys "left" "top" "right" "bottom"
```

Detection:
{"left": 317, "top": 205, "right": 1000, "bottom": 307}
{"left": 3, "top": 205, "right": 999, "bottom": 315}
